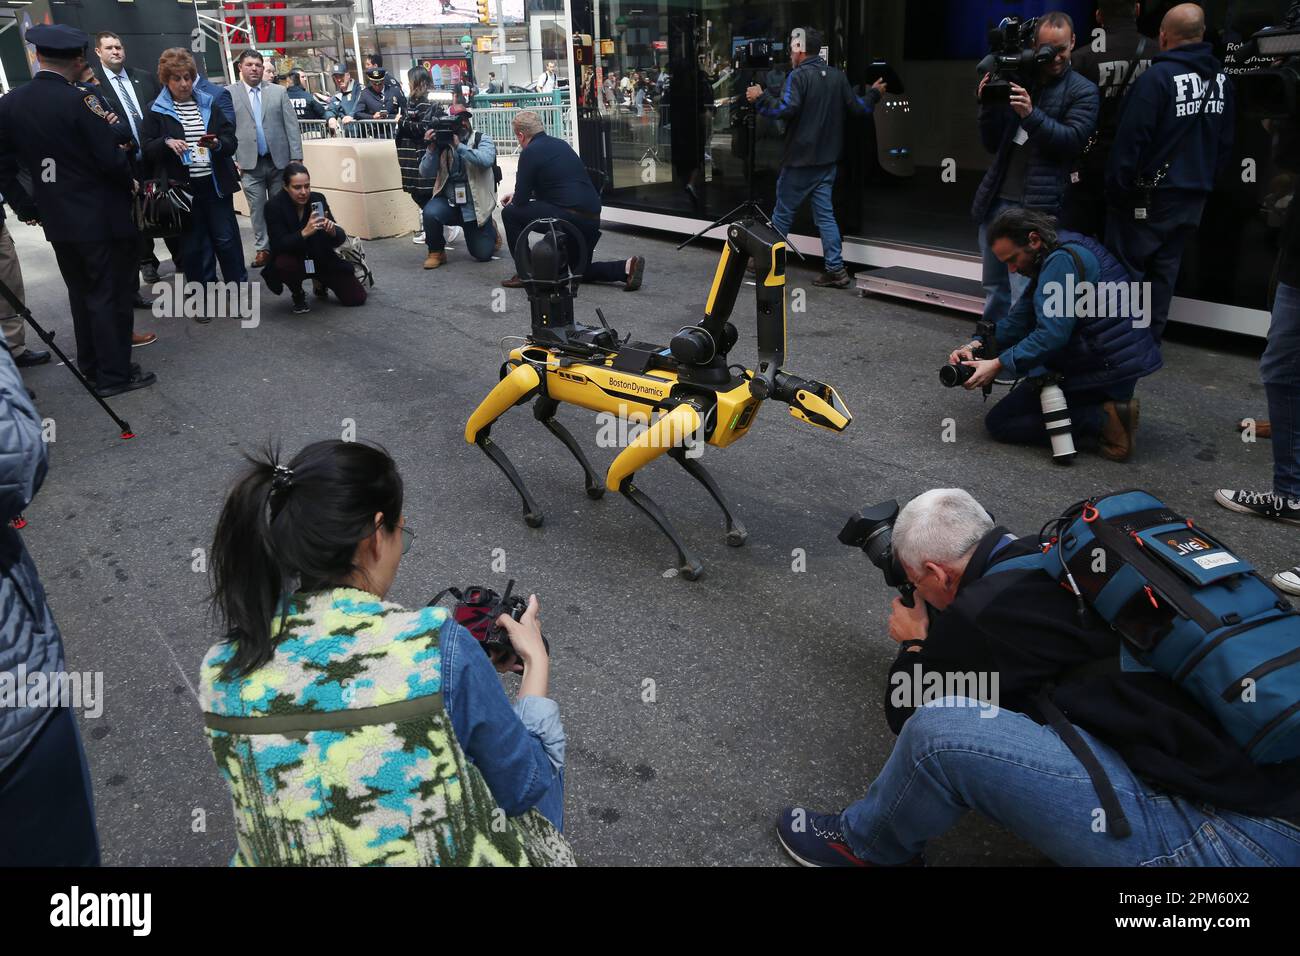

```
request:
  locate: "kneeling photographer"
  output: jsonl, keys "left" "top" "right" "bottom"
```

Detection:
{"left": 201, "top": 439, "right": 571, "bottom": 866}
{"left": 776, "top": 488, "right": 1300, "bottom": 867}
{"left": 417, "top": 105, "right": 500, "bottom": 270}
{"left": 948, "top": 207, "right": 1160, "bottom": 462}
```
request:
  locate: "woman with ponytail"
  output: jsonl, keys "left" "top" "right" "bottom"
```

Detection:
{"left": 199, "top": 439, "right": 573, "bottom": 866}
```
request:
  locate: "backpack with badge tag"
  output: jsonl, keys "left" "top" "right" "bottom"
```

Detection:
{"left": 990, "top": 489, "right": 1300, "bottom": 764}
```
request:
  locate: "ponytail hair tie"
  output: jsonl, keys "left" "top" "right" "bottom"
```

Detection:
{"left": 271, "top": 464, "right": 295, "bottom": 491}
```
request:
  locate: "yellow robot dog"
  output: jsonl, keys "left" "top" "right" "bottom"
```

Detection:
{"left": 465, "top": 217, "right": 851, "bottom": 580}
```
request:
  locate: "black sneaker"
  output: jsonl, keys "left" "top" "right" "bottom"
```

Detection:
{"left": 812, "top": 269, "right": 852, "bottom": 289}
{"left": 13, "top": 348, "right": 50, "bottom": 367}
{"left": 291, "top": 292, "right": 310, "bottom": 315}
{"left": 1214, "top": 489, "right": 1300, "bottom": 526}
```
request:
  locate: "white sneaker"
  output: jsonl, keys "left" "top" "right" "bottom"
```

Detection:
{"left": 411, "top": 231, "right": 425, "bottom": 244}
{"left": 1272, "top": 568, "right": 1300, "bottom": 596}
{"left": 444, "top": 225, "right": 463, "bottom": 247}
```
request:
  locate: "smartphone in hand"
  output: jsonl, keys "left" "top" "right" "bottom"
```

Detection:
{"left": 311, "top": 200, "right": 325, "bottom": 220}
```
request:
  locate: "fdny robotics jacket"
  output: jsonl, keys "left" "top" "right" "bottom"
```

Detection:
{"left": 753, "top": 55, "right": 881, "bottom": 168}
{"left": 1106, "top": 41, "right": 1234, "bottom": 200}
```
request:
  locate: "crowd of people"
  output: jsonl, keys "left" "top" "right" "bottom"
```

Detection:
{"left": 1, "top": 3, "right": 1298, "bottom": 872}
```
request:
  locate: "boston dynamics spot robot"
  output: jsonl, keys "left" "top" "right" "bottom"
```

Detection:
{"left": 464, "top": 217, "right": 852, "bottom": 580}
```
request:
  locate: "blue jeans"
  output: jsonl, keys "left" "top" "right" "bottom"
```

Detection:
{"left": 1261, "top": 281, "right": 1300, "bottom": 498}
{"left": 185, "top": 177, "right": 249, "bottom": 284}
{"left": 771, "top": 163, "right": 843, "bottom": 273}
{"left": 985, "top": 378, "right": 1136, "bottom": 446}
{"left": 978, "top": 197, "right": 1032, "bottom": 323}
{"left": 840, "top": 700, "right": 1300, "bottom": 865}
{"left": 422, "top": 196, "right": 497, "bottom": 260}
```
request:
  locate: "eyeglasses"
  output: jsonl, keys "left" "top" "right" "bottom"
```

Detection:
{"left": 400, "top": 525, "right": 415, "bottom": 555}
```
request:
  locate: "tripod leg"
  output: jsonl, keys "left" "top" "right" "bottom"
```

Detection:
{"left": 466, "top": 363, "right": 545, "bottom": 527}
{"left": 607, "top": 404, "right": 705, "bottom": 580}
{"left": 667, "top": 448, "right": 747, "bottom": 546}
{"left": 534, "top": 396, "right": 604, "bottom": 500}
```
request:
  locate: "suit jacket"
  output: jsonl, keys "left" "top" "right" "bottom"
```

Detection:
{"left": 229, "top": 80, "right": 301, "bottom": 170}
{"left": 0, "top": 72, "right": 135, "bottom": 242}
{"left": 92, "top": 63, "right": 160, "bottom": 149}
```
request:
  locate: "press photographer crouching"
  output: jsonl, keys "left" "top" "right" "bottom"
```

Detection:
{"left": 261, "top": 162, "right": 367, "bottom": 313}
{"left": 417, "top": 105, "right": 500, "bottom": 269}
{"left": 948, "top": 207, "right": 1160, "bottom": 462}
{"left": 201, "top": 439, "right": 572, "bottom": 866}
{"left": 776, "top": 488, "right": 1300, "bottom": 866}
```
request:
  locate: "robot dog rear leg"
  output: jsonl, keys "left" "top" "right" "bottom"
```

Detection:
{"left": 667, "top": 447, "right": 748, "bottom": 547}
{"left": 533, "top": 396, "right": 605, "bottom": 500}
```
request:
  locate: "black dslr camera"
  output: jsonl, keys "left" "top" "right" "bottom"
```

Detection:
{"left": 840, "top": 501, "right": 915, "bottom": 608}
{"left": 940, "top": 318, "right": 997, "bottom": 392}
{"left": 977, "top": 16, "right": 1054, "bottom": 104}
{"left": 398, "top": 91, "right": 464, "bottom": 150}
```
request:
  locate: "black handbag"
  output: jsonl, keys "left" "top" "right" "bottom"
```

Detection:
{"left": 133, "top": 176, "right": 192, "bottom": 240}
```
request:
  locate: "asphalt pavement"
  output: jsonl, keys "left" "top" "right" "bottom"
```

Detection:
{"left": 9, "top": 212, "right": 1285, "bottom": 867}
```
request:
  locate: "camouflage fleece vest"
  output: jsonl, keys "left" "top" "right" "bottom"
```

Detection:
{"left": 198, "top": 587, "right": 575, "bottom": 867}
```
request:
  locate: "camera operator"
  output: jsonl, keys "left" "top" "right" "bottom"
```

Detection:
{"left": 417, "top": 106, "right": 500, "bottom": 269}
{"left": 950, "top": 207, "right": 1160, "bottom": 461}
{"left": 1216, "top": 115, "right": 1300, "bottom": 539}
{"left": 974, "top": 12, "right": 1099, "bottom": 326}
{"left": 325, "top": 64, "right": 363, "bottom": 135}
{"left": 776, "top": 488, "right": 1300, "bottom": 867}
{"left": 201, "top": 439, "right": 572, "bottom": 866}
{"left": 1105, "top": 3, "right": 1234, "bottom": 346}
{"left": 744, "top": 27, "right": 887, "bottom": 289}
{"left": 1061, "top": 1, "right": 1152, "bottom": 237}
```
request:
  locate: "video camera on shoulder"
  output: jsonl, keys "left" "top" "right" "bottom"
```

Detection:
{"left": 398, "top": 89, "right": 464, "bottom": 149}
{"left": 977, "top": 16, "right": 1054, "bottom": 104}
{"left": 1235, "top": 2, "right": 1300, "bottom": 121}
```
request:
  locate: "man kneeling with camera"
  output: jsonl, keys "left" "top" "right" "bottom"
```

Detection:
{"left": 418, "top": 106, "right": 500, "bottom": 270}
{"left": 948, "top": 207, "right": 1160, "bottom": 462}
{"left": 776, "top": 488, "right": 1300, "bottom": 866}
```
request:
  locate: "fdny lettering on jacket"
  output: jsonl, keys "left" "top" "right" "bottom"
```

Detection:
{"left": 1173, "top": 72, "right": 1228, "bottom": 116}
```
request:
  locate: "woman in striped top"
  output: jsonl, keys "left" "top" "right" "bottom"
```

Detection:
{"left": 142, "top": 49, "right": 247, "bottom": 309}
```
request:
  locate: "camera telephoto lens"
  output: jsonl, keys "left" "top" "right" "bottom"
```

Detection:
{"left": 939, "top": 362, "right": 975, "bottom": 388}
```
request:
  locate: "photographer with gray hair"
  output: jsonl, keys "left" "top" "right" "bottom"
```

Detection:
{"left": 775, "top": 488, "right": 1300, "bottom": 867}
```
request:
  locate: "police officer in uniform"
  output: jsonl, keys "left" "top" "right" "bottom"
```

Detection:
{"left": 0, "top": 24, "right": 155, "bottom": 396}
{"left": 356, "top": 68, "right": 405, "bottom": 120}
{"left": 1062, "top": 0, "right": 1152, "bottom": 237}
{"left": 285, "top": 71, "right": 325, "bottom": 121}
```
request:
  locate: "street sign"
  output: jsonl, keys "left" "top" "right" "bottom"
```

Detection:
{"left": 492, "top": 54, "right": 517, "bottom": 64}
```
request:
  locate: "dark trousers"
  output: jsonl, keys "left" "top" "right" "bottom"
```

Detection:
{"left": 1105, "top": 192, "right": 1206, "bottom": 346}
{"left": 0, "top": 708, "right": 100, "bottom": 866}
{"left": 502, "top": 199, "right": 627, "bottom": 284}
{"left": 184, "top": 177, "right": 249, "bottom": 285}
{"left": 271, "top": 255, "right": 367, "bottom": 306}
{"left": 51, "top": 238, "right": 137, "bottom": 388}
{"left": 138, "top": 234, "right": 183, "bottom": 276}
{"left": 985, "top": 378, "right": 1136, "bottom": 446}
{"left": 423, "top": 197, "right": 497, "bottom": 259}
{"left": 1262, "top": 282, "right": 1300, "bottom": 498}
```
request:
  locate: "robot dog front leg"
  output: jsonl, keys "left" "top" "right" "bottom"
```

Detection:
{"left": 465, "top": 363, "right": 546, "bottom": 528}
{"left": 606, "top": 402, "right": 709, "bottom": 580}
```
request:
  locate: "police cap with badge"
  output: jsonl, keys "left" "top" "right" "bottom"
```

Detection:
{"left": 366, "top": 67, "right": 387, "bottom": 84}
{"left": 26, "top": 23, "right": 90, "bottom": 59}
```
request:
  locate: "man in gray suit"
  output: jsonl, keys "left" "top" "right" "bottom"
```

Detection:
{"left": 229, "top": 49, "right": 302, "bottom": 268}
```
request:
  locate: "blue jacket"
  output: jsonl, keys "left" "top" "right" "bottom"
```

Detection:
{"left": 195, "top": 74, "right": 236, "bottom": 125}
{"left": 513, "top": 131, "right": 601, "bottom": 215}
{"left": 0, "top": 349, "right": 64, "bottom": 774}
{"left": 142, "top": 86, "right": 240, "bottom": 199}
{"left": 1106, "top": 42, "right": 1234, "bottom": 201}
{"left": 972, "top": 66, "right": 1099, "bottom": 223}
{"left": 753, "top": 55, "right": 881, "bottom": 168}
{"left": 988, "top": 231, "right": 1162, "bottom": 390}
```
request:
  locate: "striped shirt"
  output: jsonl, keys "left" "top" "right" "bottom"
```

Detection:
{"left": 175, "top": 99, "right": 211, "bottom": 178}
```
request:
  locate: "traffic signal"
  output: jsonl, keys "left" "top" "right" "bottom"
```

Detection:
{"left": 477, "top": 0, "right": 491, "bottom": 23}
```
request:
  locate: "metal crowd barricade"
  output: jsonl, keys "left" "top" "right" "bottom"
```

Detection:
{"left": 299, "top": 119, "right": 329, "bottom": 140}
{"left": 468, "top": 105, "right": 571, "bottom": 155}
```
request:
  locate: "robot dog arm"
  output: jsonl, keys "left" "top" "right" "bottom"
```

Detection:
{"left": 701, "top": 218, "right": 787, "bottom": 396}
{"left": 770, "top": 371, "right": 852, "bottom": 432}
